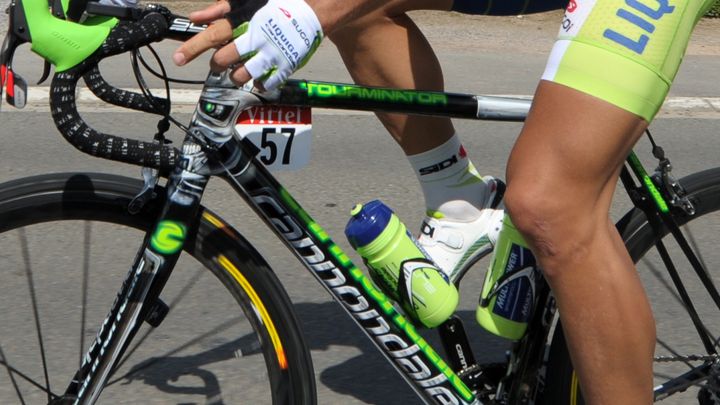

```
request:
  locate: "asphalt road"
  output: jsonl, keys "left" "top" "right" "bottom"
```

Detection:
{"left": 1, "top": 9, "right": 720, "bottom": 405}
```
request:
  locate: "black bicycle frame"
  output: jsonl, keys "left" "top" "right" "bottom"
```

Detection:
{"left": 66, "top": 71, "right": 719, "bottom": 404}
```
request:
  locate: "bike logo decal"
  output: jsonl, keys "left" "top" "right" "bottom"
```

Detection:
{"left": 300, "top": 82, "right": 449, "bottom": 106}
{"left": 150, "top": 221, "right": 186, "bottom": 254}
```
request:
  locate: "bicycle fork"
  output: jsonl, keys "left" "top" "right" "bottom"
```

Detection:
{"left": 56, "top": 134, "right": 229, "bottom": 404}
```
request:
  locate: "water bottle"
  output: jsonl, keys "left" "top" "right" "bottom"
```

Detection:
{"left": 476, "top": 215, "right": 539, "bottom": 340}
{"left": 345, "top": 200, "right": 459, "bottom": 328}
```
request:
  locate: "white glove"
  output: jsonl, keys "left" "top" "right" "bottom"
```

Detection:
{"left": 234, "top": 0, "right": 323, "bottom": 90}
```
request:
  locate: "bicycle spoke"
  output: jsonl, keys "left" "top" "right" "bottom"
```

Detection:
{"left": 684, "top": 225, "right": 708, "bottom": 275}
{"left": 0, "top": 356, "right": 60, "bottom": 401}
{"left": 106, "top": 316, "right": 242, "bottom": 386}
{"left": 644, "top": 248, "right": 720, "bottom": 349}
{"left": 80, "top": 221, "right": 91, "bottom": 369}
{"left": 0, "top": 344, "right": 27, "bottom": 405}
{"left": 18, "top": 228, "right": 52, "bottom": 403}
{"left": 109, "top": 267, "right": 205, "bottom": 375}
{"left": 641, "top": 256, "right": 683, "bottom": 306}
{"left": 681, "top": 226, "right": 720, "bottom": 347}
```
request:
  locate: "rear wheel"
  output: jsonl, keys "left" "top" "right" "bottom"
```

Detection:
{"left": 540, "top": 168, "right": 720, "bottom": 404}
{"left": 0, "top": 172, "right": 316, "bottom": 404}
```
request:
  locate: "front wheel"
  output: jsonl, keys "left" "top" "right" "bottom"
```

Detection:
{"left": 541, "top": 168, "right": 720, "bottom": 404}
{"left": 0, "top": 172, "right": 316, "bottom": 404}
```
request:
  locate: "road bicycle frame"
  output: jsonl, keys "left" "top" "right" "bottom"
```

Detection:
{"left": 59, "top": 67, "right": 720, "bottom": 404}
{"left": 4, "top": 3, "right": 715, "bottom": 401}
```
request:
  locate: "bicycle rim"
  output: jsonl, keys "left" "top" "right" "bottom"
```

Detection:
{"left": 0, "top": 172, "right": 315, "bottom": 404}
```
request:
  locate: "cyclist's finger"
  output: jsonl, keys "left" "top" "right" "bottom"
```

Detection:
{"left": 188, "top": 1, "right": 231, "bottom": 24}
{"left": 229, "top": 65, "right": 253, "bottom": 88}
{"left": 243, "top": 54, "right": 274, "bottom": 83}
{"left": 173, "top": 19, "right": 233, "bottom": 66}
{"left": 210, "top": 42, "right": 242, "bottom": 72}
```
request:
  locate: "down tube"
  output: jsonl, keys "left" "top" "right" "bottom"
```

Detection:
{"left": 224, "top": 153, "right": 479, "bottom": 405}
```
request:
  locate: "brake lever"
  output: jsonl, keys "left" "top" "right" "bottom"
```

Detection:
{"left": 0, "top": 8, "right": 29, "bottom": 109}
{"left": 37, "top": 60, "right": 50, "bottom": 84}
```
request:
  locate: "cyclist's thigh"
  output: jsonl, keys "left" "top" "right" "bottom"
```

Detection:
{"left": 542, "top": 0, "right": 716, "bottom": 123}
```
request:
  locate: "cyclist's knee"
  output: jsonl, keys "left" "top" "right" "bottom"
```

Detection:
{"left": 504, "top": 181, "right": 598, "bottom": 276}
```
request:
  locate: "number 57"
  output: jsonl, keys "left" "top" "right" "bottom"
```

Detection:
{"left": 260, "top": 127, "right": 296, "bottom": 166}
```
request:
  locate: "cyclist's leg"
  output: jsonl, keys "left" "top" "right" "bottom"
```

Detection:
{"left": 504, "top": 0, "right": 716, "bottom": 401}
{"left": 505, "top": 82, "right": 654, "bottom": 403}
{"left": 327, "top": 0, "right": 454, "bottom": 155}
{"left": 328, "top": 0, "right": 505, "bottom": 278}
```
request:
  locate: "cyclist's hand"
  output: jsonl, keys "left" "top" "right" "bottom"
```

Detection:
{"left": 173, "top": 0, "right": 323, "bottom": 91}
{"left": 172, "top": 1, "right": 239, "bottom": 66}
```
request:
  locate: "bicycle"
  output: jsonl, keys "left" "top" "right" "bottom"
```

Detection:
{"left": 1, "top": 1, "right": 719, "bottom": 404}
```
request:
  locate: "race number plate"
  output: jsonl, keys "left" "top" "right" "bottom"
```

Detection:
{"left": 235, "top": 106, "right": 312, "bottom": 171}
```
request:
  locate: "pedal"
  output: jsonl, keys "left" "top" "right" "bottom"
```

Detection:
{"left": 144, "top": 298, "right": 169, "bottom": 327}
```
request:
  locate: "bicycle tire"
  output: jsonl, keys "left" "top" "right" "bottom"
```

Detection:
{"left": 539, "top": 167, "right": 720, "bottom": 404}
{"left": 0, "top": 172, "right": 316, "bottom": 404}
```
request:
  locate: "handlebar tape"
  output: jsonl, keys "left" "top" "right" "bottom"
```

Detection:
{"left": 84, "top": 66, "right": 170, "bottom": 115}
{"left": 50, "top": 13, "right": 179, "bottom": 171}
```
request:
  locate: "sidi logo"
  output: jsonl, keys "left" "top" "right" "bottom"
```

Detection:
{"left": 419, "top": 155, "right": 458, "bottom": 176}
{"left": 603, "top": 0, "right": 675, "bottom": 54}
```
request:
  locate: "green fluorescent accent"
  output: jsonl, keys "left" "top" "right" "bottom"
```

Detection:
{"left": 297, "top": 31, "right": 323, "bottom": 69}
{"left": 628, "top": 153, "right": 669, "bottom": 213}
{"left": 352, "top": 267, "right": 392, "bottom": 307}
{"left": 204, "top": 102, "right": 216, "bottom": 113}
{"left": 643, "top": 176, "right": 670, "bottom": 213}
{"left": 150, "top": 220, "right": 186, "bottom": 254}
{"left": 329, "top": 245, "right": 352, "bottom": 266}
{"left": 279, "top": 188, "right": 314, "bottom": 225}
{"left": 308, "top": 223, "right": 329, "bottom": 243}
{"left": 232, "top": 22, "right": 249, "bottom": 39}
{"left": 303, "top": 82, "right": 448, "bottom": 106}
{"left": 258, "top": 66, "right": 278, "bottom": 83}
{"left": 22, "top": 0, "right": 116, "bottom": 71}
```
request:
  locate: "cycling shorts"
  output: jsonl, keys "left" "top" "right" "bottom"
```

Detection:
{"left": 542, "top": 0, "right": 716, "bottom": 121}
{"left": 452, "top": 0, "right": 568, "bottom": 15}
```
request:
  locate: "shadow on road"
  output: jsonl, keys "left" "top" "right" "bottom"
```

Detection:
{"left": 113, "top": 301, "right": 510, "bottom": 404}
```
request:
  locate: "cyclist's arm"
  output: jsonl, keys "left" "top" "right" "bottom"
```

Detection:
{"left": 173, "top": 0, "right": 383, "bottom": 67}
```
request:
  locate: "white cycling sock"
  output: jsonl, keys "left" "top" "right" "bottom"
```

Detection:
{"left": 407, "top": 134, "right": 493, "bottom": 221}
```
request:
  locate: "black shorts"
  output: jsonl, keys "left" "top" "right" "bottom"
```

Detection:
{"left": 451, "top": 0, "right": 567, "bottom": 15}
